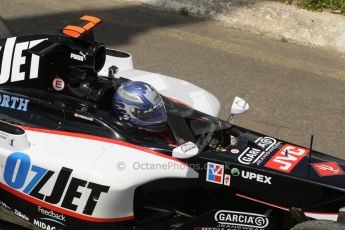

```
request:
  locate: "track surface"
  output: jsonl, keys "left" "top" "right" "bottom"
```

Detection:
{"left": 0, "top": 0, "right": 345, "bottom": 229}
{"left": 0, "top": 0, "right": 344, "bottom": 156}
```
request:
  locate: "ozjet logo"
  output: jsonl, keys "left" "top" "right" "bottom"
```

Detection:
{"left": 0, "top": 37, "right": 45, "bottom": 84}
{"left": 214, "top": 210, "right": 269, "bottom": 229}
{"left": 4, "top": 152, "right": 110, "bottom": 216}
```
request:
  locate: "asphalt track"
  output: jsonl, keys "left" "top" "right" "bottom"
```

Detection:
{"left": 0, "top": 0, "right": 344, "bottom": 229}
{"left": 0, "top": 0, "right": 344, "bottom": 156}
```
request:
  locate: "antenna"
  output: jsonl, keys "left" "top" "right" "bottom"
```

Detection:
{"left": 308, "top": 134, "right": 314, "bottom": 164}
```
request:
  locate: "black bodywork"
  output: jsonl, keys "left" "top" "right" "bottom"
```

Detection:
{"left": 0, "top": 19, "right": 345, "bottom": 230}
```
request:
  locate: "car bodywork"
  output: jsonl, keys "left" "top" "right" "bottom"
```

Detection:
{"left": 0, "top": 16, "right": 345, "bottom": 230}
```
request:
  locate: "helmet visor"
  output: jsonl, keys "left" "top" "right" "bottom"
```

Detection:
{"left": 131, "top": 100, "right": 167, "bottom": 126}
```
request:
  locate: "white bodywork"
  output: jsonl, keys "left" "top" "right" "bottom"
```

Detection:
{"left": 0, "top": 126, "right": 198, "bottom": 220}
{"left": 98, "top": 49, "right": 221, "bottom": 117}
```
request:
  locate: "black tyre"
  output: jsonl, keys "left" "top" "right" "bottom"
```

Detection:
{"left": 0, "top": 17, "right": 12, "bottom": 39}
{"left": 291, "top": 220, "right": 345, "bottom": 230}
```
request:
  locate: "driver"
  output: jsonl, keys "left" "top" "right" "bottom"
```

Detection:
{"left": 112, "top": 81, "right": 175, "bottom": 145}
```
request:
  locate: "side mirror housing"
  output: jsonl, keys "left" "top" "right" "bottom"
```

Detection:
{"left": 231, "top": 96, "right": 249, "bottom": 115}
{"left": 172, "top": 142, "right": 199, "bottom": 159}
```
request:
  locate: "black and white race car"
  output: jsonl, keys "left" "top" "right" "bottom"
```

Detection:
{"left": 0, "top": 16, "right": 345, "bottom": 230}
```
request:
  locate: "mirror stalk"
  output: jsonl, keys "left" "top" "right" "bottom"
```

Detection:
{"left": 227, "top": 114, "right": 234, "bottom": 123}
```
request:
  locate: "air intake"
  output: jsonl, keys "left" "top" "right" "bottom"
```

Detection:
{"left": 0, "top": 121, "right": 30, "bottom": 150}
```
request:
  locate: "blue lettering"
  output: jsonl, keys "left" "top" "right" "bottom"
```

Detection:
{"left": 4, "top": 152, "right": 30, "bottom": 189}
{"left": 0, "top": 93, "right": 29, "bottom": 111}
{"left": 0, "top": 94, "right": 10, "bottom": 108}
{"left": 17, "top": 98, "right": 29, "bottom": 111}
{"left": 23, "top": 165, "right": 48, "bottom": 194}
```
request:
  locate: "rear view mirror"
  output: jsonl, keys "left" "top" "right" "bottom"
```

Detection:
{"left": 172, "top": 142, "right": 199, "bottom": 159}
{"left": 231, "top": 96, "right": 249, "bottom": 115}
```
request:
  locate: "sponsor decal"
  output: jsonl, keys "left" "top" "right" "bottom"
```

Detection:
{"left": 230, "top": 148, "right": 240, "bottom": 154}
{"left": 70, "top": 51, "right": 87, "bottom": 62}
{"left": 0, "top": 93, "right": 29, "bottom": 111}
{"left": 52, "top": 77, "right": 65, "bottom": 91}
{"left": 206, "top": 163, "right": 232, "bottom": 187}
{"left": 231, "top": 168, "right": 271, "bottom": 184}
{"left": 3, "top": 152, "right": 110, "bottom": 216}
{"left": 14, "top": 209, "right": 29, "bottom": 221}
{"left": 224, "top": 174, "right": 231, "bottom": 186}
{"left": 74, "top": 113, "right": 94, "bottom": 121}
{"left": 38, "top": 206, "right": 66, "bottom": 222}
{"left": 9, "top": 139, "right": 15, "bottom": 147}
{"left": 36, "top": 217, "right": 65, "bottom": 228}
{"left": 235, "top": 99, "right": 248, "bottom": 110}
{"left": 255, "top": 149, "right": 278, "bottom": 166}
{"left": 181, "top": 142, "right": 197, "bottom": 153}
{"left": 0, "top": 37, "right": 45, "bottom": 84}
{"left": 238, "top": 137, "right": 278, "bottom": 165}
{"left": 312, "top": 162, "right": 344, "bottom": 177}
{"left": 0, "top": 134, "right": 21, "bottom": 149}
{"left": 255, "top": 137, "right": 277, "bottom": 149}
{"left": 238, "top": 148, "right": 261, "bottom": 165}
{"left": 34, "top": 219, "right": 56, "bottom": 230}
{"left": 240, "top": 170, "right": 272, "bottom": 185}
{"left": 0, "top": 200, "right": 10, "bottom": 210}
{"left": 231, "top": 168, "right": 240, "bottom": 177}
{"left": 264, "top": 144, "right": 309, "bottom": 173}
{"left": 206, "top": 162, "right": 224, "bottom": 185}
{"left": 214, "top": 210, "right": 269, "bottom": 229}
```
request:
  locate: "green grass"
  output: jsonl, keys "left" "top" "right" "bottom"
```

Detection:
{"left": 297, "top": 0, "right": 345, "bottom": 12}
{"left": 178, "top": 7, "right": 189, "bottom": 16}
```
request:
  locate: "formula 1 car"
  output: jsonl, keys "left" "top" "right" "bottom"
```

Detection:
{"left": 0, "top": 16, "right": 345, "bottom": 230}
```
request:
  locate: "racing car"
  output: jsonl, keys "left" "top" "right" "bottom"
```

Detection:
{"left": 0, "top": 16, "right": 345, "bottom": 230}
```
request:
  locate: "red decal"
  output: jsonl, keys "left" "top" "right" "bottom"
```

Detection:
{"left": 52, "top": 77, "right": 65, "bottom": 91}
{"left": 206, "top": 162, "right": 224, "bottom": 184}
{"left": 264, "top": 144, "right": 309, "bottom": 173}
{"left": 312, "top": 162, "right": 344, "bottom": 177}
{"left": 224, "top": 174, "right": 231, "bottom": 186}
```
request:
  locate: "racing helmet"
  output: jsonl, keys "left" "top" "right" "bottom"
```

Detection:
{"left": 112, "top": 81, "right": 168, "bottom": 131}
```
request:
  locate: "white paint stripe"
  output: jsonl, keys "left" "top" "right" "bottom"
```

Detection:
{"left": 305, "top": 212, "right": 338, "bottom": 221}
